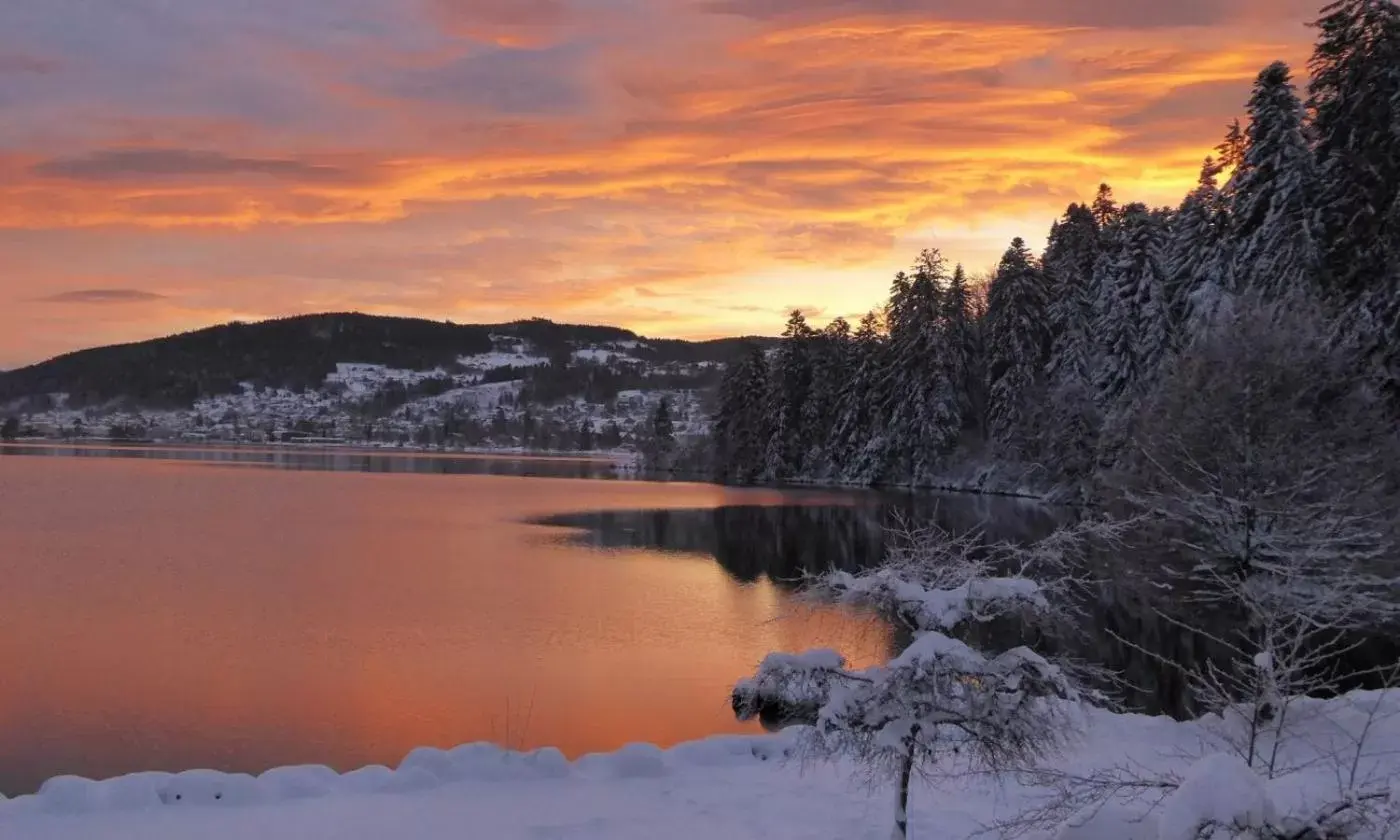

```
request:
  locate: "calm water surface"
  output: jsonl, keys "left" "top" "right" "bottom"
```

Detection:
{"left": 0, "top": 447, "right": 897, "bottom": 795}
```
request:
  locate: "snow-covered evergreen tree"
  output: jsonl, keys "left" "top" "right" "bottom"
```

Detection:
{"left": 832, "top": 311, "right": 888, "bottom": 483}
{"left": 800, "top": 317, "right": 853, "bottom": 477}
{"left": 985, "top": 238, "right": 1050, "bottom": 455}
{"left": 943, "top": 264, "right": 980, "bottom": 431}
{"left": 1228, "top": 62, "right": 1321, "bottom": 301}
{"left": 1131, "top": 209, "right": 1175, "bottom": 390}
{"left": 1166, "top": 157, "right": 1230, "bottom": 343}
{"left": 881, "top": 251, "right": 960, "bottom": 481}
{"left": 1042, "top": 203, "right": 1103, "bottom": 485}
{"left": 1044, "top": 203, "right": 1100, "bottom": 390}
{"left": 764, "top": 311, "right": 816, "bottom": 481}
{"left": 712, "top": 344, "right": 772, "bottom": 484}
{"left": 1308, "top": 0, "right": 1400, "bottom": 301}
{"left": 1094, "top": 204, "right": 1170, "bottom": 415}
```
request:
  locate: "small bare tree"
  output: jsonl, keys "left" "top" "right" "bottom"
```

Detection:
{"left": 732, "top": 516, "right": 1127, "bottom": 840}
{"left": 996, "top": 294, "right": 1400, "bottom": 840}
{"left": 1116, "top": 294, "right": 1399, "bottom": 775}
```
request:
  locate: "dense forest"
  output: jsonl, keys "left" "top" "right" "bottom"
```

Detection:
{"left": 0, "top": 312, "right": 774, "bottom": 409}
{"left": 713, "top": 0, "right": 1400, "bottom": 498}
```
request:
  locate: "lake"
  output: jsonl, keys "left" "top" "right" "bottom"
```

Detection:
{"left": 8, "top": 445, "right": 1351, "bottom": 796}
{"left": 0, "top": 446, "right": 911, "bottom": 795}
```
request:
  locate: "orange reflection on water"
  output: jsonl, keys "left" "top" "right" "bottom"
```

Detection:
{"left": 0, "top": 454, "right": 889, "bottom": 794}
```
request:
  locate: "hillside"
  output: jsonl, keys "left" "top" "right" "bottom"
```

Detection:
{"left": 0, "top": 313, "right": 766, "bottom": 408}
{"left": 0, "top": 312, "right": 777, "bottom": 453}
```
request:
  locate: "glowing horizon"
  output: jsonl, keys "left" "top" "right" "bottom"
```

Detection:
{"left": 0, "top": 0, "right": 1316, "bottom": 368}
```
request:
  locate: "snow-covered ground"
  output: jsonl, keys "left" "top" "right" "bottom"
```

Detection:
{"left": 5, "top": 691, "right": 1397, "bottom": 840}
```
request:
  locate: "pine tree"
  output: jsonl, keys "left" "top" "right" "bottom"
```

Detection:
{"left": 1044, "top": 203, "right": 1100, "bottom": 390}
{"left": 577, "top": 418, "right": 595, "bottom": 451}
{"left": 1215, "top": 119, "right": 1248, "bottom": 177}
{"left": 800, "top": 317, "right": 853, "bottom": 477}
{"left": 1090, "top": 183, "right": 1119, "bottom": 229}
{"left": 831, "top": 311, "right": 887, "bottom": 482}
{"left": 1166, "top": 157, "right": 1230, "bottom": 342}
{"left": 1093, "top": 207, "right": 1139, "bottom": 409}
{"left": 713, "top": 345, "right": 772, "bottom": 484}
{"left": 652, "top": 398, "right": 674, "bottom": 445}
{"left": 1308, "top": 0, "right": 1400, "bottom": 300}
{"left": 943, "top": 264, "right": 980, "bottom": 429}
{"left": 1229, "top": 61, "right": 1321, "bottom": 301}
{"left": 881, "top": 251, "right": 960, "bottom": 481}
{"left": 1130, "top": 208, "right": 1174, "bottom": 389}
{"left": 1042, "top": 204, "right": 1102, "bottom": 482}
{"left": 985, "top": 238, "right": 1050, "bottom": 454}
{"left": 764, "top": 310, "right": 816, "bottom": 480}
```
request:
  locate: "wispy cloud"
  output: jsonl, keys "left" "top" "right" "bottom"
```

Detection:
{"left": 35, "top": 289, "right": 169, "bottom": 304}
{"left": 32, "top": 149, "right": 359, "bottom": 183}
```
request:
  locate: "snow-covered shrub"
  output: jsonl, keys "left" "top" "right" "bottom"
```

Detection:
{"left": 733, "top": 516, "right": 1126, "bottom": 839}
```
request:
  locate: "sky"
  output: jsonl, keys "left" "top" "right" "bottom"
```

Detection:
{"left": 0, "top": 0, "right": 1318, "bottom": 368}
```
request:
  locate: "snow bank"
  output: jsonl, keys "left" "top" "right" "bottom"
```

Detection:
{"left": 0, "top": 732, "right": 802, "bottom": 819}
{"left": 4, "top": 692, "right": 1399, "bottom": 840}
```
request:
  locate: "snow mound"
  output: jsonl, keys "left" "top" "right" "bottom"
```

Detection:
{"left": 1157, "top": 754, "right": 1275, "bottom": 840}
{"left": 0, "top": 734, "right": 799, "bottom": 817}
{"left": 161, "top": 770, "right": 265, "bottom": 806}
{"left": 258, "top": 765, "right": 339, "bottom": 800}
{"left": 578, "top": 743, "right": 668, "bottom": 779}
{"left": 667, "top": 734, "right": 797, "bottom": 767}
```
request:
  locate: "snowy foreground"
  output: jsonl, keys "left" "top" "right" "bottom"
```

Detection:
{"left": 4, "top": 693, "right": 1399, "bottom": 840}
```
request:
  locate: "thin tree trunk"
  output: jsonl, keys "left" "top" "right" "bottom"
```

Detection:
{"left": 892, "top": 743, "right": 915, "bottom": 840}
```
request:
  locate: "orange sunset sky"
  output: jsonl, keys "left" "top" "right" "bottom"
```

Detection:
{"left": 0, "top": 0, "right": 1319, "bottom": 368}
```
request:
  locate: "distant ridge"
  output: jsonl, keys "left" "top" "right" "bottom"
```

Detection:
{"left": 0, "top": 312, "right": 774, "bottom": 408}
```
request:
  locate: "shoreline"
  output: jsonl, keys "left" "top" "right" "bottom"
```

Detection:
{"left": 5, "top": 440, "right": 1069, "bottom": 503}
{"left": 4, "top": 689, "right": 1397, "bottom": 840}
{"left": 0, "top": 439, "right": 640, "bottom": 465}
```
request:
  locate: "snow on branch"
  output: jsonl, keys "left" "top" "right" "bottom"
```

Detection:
{"left": 732, "top": 649, "right": 858, "bottom": 722}
{"left": 819, "top": 567, "right": 1045, "bottom": 632}
{"left": 808, "top": 514, "right": 1129, "bottom": 633}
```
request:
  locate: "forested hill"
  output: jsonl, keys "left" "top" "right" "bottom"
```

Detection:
{"left": 0, "top": 312, "right": 768, "bottom": 408}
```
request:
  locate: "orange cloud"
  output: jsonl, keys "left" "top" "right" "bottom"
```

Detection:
{"left": 0, "top": 0, "right": 1317, "bottom": 366}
